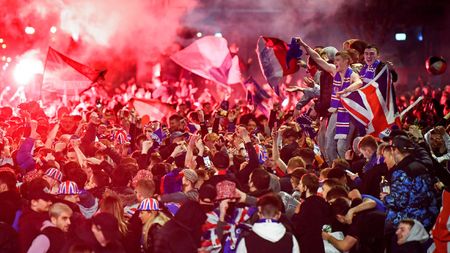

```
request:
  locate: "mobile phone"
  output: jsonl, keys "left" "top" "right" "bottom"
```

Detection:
{"left": 203, "top": 156, "right": 212, "bottom": 169}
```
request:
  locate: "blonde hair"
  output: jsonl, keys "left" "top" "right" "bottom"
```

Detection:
{"left": 49, "top": 202, "right": 73, "bottom": 219}
{"left": 287, "top": 156, "right": 306, "bottom": 170}
{"left": 99, "top": 194, "right": 128, "bottom": 235}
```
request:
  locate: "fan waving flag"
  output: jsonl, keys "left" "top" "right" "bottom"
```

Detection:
{"left": 244, "top": 77, "right": 270, "bottom": 117}
{"left": 130, "top": 98, "right": 176, "bottom": 122}
{"left": 341, "top": 65, "right": 400, "bottom": 135}
{"left": 256, "top": 37, "right": 302, "bottom": 96}
{"left": 42, "top": 47, "right": 105, "bottom": 102}
{"left": 170, "top": 36, "right": 241, "bottom": 87}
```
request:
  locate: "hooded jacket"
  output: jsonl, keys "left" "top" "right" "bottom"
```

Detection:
{"left": 236, "top": 220, "right": 300, "bottom": 253}
{"left": 396, "top": 220, "right": 429, "bottom": 253}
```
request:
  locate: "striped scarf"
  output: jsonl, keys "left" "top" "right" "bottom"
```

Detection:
{"left": 331, "top": 67, "right": 353, "bottom": 139}
{"left": 360, "top": 60, "right": 380, "bottom": 83}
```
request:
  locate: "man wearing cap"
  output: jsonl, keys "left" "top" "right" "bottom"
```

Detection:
{"left": 382, "top": 136, "right": 439, "bottom": 231}
{"left": 56, "top": 181, "right": 81, "bottom": 213}
{"left": 19, "top": 183, "right": 53, "bottom": 253}
{"left": 27, "top": 203, "right": 73, "bottom": 253}
{"left": 43, "top": 168, "right": 63, "bottom": 194}
{"left": 137, "top": 198, "right": 170, "bottom": 253}
{"left": 158, "top": 168, "right": 199, "bottom": 204}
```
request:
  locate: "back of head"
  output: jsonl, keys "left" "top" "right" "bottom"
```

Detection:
{"left": 287, "top": 156, "right": 306, "bottom": 170}
{"left": 326, "top": 185, "right": 348, "bottom": 202}
{"left": 174, "top": 200, "right": 207, "bottom": 232}
{"left": 257, "top": 194, "right": 283, "bottom": 219}
{"left": 111, "top": 165, "right": 132, "bottom": 188}
{"left": 250, "top": 169, "right": 271, "bottom": 191}
{"left": 212, "top": 151, "right": 229, "bottom": 170}
{"left": 0, "top": 171, "right": 16, "bottom": 191}
{"left": 331, "top": 197, "right": 351, "bottom": 216}
{"left": 301, "top": 173, "right": 320, "bottom": 193}
{"left": 136, "top": 179, "right": 155, "bottom": 198}
{"left": 358, "top": 135, "right": 378, "bottom": 152}
{"left": 327, "top": 168, "right": 346, "bottom": 181}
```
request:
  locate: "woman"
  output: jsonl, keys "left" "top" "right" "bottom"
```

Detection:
{"left": 99, "top": 194, "right": 128, "bottom": 237}
{"left": 137, "top": 198, "right": 170, "bottom": 253}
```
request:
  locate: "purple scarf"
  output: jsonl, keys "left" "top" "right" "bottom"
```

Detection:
{"left": 360, "top": 60, "right": 380, "bottom": 83}
{"left": 331, "top": 67, "right": 353, "bottom": 139}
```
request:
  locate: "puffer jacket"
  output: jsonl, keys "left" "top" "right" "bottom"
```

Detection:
{"left": 384, "top": 155, "right": 440, "bottom": 230}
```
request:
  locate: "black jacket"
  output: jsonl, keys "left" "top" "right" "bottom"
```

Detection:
{"left": 153, "top": 201, "right": 206, "bottom": 253}
{"left": 292, "top": 195, "right": 332, "bottom": 253}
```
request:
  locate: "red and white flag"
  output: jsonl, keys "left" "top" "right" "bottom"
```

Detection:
{"left": 42, "top": 47, "right": 104, "bottom": 101}
{"left": 130, "top": 98, "right": 176, "bottom": 122}
{"left": 170, "top": 36, "right": 241, "bottom": 87}
{"left": 341, "top": 65, "right": 400, "bottom": 135}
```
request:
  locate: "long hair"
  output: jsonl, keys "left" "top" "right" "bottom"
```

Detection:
{"left": 99, "top": 194, "right": 128, "bottom": 235}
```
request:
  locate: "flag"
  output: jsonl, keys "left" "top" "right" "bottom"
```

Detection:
{"left": 341, "top": 65, "right": 400, "bottom": 135}
{"left": 130, "top": 98, "right": 176, "bottom": 122}
{"left": 256, "top": 37, "right": 302, "bottom": 96}
{"left": 244, "top": 77, "right": 270, "bottom": 116}
{"left": 151, "top": 128, "right": 167, "bottom": 145}
{"left": 41, "top": 47, "right": 104, "bottom": 101}
{"left": 170, "top": 36, "right": 241, "bottom": 87}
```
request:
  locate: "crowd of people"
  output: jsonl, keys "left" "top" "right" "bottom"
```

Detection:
{"left": 0, "top": 36, "right": 449, "bottom": 253}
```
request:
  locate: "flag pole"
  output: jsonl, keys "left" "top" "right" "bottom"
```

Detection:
{"left": 400, "top": 96, "right": 423, "bottom": 120}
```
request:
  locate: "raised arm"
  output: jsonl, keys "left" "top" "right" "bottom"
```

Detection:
{"left": 296, "top": 37, "right": 336, "bottom": 75}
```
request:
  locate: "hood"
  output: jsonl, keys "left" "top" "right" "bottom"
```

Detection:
{"left": 405, "top": 220, "right": 429, "bottom": 243}
{"left": 252, "top": 221, "right": 287, "bottom": 243}
{"left": 78, "top": 198, "right": 99, "bottom": 219}
{"left": 40, "top": 220, "right": 56, "bottom": 231}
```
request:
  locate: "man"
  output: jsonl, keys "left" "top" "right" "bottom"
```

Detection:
{"left": 354, "top": 135, "right": 387, "bottom": 197}
{"left": 237, "top": 194, "right": 300, "bottom": 253}
{"left": 297, "top": 37, "right": 363, "bottom": 163}
{"left": 361, "top": 45, "right": 398, "bottom": 84}
{"left": 42, "top": 168, "right": 63, "bottom": 194}
{"left": 19, "top": 181, "right": 53, "bottom": 253}
{"left": 57, "top": 181, "right": 80, "bottom": 208}
{"left": 159, "top": 168, "right": 199, "bottom": 203}
{"left": 323, "top": 197, "right": 385, "bottom": 253}
{"left": 395, "top": 219, "right": 429, "bottom": 253}
{"left": 292, "top": 173, "right": 332, "bottom": 253}
{"left": 0, "top": 170, "right": 21, "bottom": 226}
{"left": 27, "top": 203, "right": 73, "bottom": 253}
{"left": 168, "top": 114, "right": 185, "bottom": 133}
{"left": 382, "top": 136, "right": 439, "bottom": 231}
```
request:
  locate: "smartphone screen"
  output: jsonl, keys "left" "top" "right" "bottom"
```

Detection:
{"left": 203, "top": 156, "right": 212, "bottom": 169}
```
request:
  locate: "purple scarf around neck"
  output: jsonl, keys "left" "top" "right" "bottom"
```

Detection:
{"left": 360, "top": 60, "right": 380, "bottom": 83}
{"left": 330, "top": 67, "right": 353, "bottom": 139}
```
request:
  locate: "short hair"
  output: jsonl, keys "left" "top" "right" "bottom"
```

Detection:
{"left": 49, "top": 203, "right": 73, "bottom": 219}
{"left": 0, "top": 171, "right": 16, "bottom": 191}
{"left": 135, "top": 179, "right": 155, "bottom": 198}
{"left": 92, "top": 169, "right": 110, "bottom": 188}
{"left": 326, "top": 186, "right": 349, "bottom": 202}
{"left": 399, "top": 219, "right": 415, "bottom": 228}
{"left": 287, "top": 156, "right": 306, "bottom": 170}
{"left": 327, "top": 168, "right": 347, "bottom": 180}
{"left": 322, "top": 178, "right": 343, "bottom": 189}
{"left": 320, "top": 168, "right": 332, "bottom": 179}
{"left": 358, "top": 135, "right": 378, "bottom": 151}
{"left": 332, "top": 159, "right": 349, "bottom": 169}
{"left": 111, "top": 166, "right": 132, "bottom": 187}
{"left": 257, "top": 194, "right": 283, "bottom": 218}
{"left": 335, "top": 51, "right": 352, "bottom": 64}
{"left": 295, "top": 148, "right": 315, "bottom": 164}
{"left": 301, "top": 173, "right": 320, "bottom": 193}
{"left": 169, "top": 114, "right": 183, "bottom": 121}
{"left": 331, "top": 197, "right": 351, "bottom": 216}
{"left": 365, "top": 44, "right": 380, "bottom": 55}
{"left": 250, "top": 169, "right": 271, "bottom": 191}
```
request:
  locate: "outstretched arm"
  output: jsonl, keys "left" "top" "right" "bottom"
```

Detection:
{"left": 296, "top": 37, "right": 336, "bottom": 75}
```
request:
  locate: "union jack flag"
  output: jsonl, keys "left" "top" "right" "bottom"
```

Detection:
{"left": 341, "top": 65, "right": 400, "bottom": 136}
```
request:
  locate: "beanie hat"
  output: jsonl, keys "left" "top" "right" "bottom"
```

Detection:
{"left": 182, "top": 169, "right": 198, "bottom": 184}
{"left": 44, "top": 168, "right": 63, "bottom": 182}
{"left": 138, "top": 198, "right": 160, "bottom": 211}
